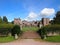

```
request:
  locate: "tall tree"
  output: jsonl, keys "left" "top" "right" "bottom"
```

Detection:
{"left": 0, "top": 16, "right": 2, "bottom": 23}
{"left": 52, "top": 11, "right": 60, "bottom": 24}
{"left": 3, "top": 16, "right": 8, "bottom": 23}
{"left": 11, "top": 21, "right": 14, "bottom": 24}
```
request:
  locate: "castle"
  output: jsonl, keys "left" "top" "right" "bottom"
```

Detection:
{"left": 14, "top": 18, "right": 50, "bottom": 27}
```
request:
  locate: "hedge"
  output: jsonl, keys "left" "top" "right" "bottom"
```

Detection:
{"left": 44, "top": 25, "right": 60, "bottom": 33}
{"left": 0, "top": 23, "right": 14, "bottom": 36}
{"left": 0, "top": 23, "right": 14, "bottom": 28}
{"left": 37, "top": 24, "right": 60, "bottom": 39}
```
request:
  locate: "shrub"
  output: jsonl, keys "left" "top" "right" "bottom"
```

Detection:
{"left": 37, "top": 27, "right": 47, "bottom": 39}
{"left": 11, "top": 25, "right": 21, "bottom": 36}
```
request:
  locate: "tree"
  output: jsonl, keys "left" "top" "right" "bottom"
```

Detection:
{"left": 52, "top": 11, "right": 60, "bottom": 24}
{"left": 11, "top": 21, "right": 14, "bottom": 24}
{"left": 3, "top": 16, "right": 8, "bottom": 23}
{"left": 0, "top": 16, "right": 2, "bottom": 23}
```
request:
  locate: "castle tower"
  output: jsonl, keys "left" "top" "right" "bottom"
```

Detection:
{"left": 42, "top": 18, "right": 50, "bottom": 26}
{"left": 14, "top": 18, "right": 22, "bottom": 30}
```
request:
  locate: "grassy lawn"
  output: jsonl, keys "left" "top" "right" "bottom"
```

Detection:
{"left": 0, "top": 36, "right": 15, "bottom": 43}
{"left": 22, "top": 26, "right": 39, "bottom": 32}
{"left": 45, "top": 35, "right": 60, "bottom": 42}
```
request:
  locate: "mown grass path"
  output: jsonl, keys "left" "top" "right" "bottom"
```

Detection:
{"left": 21, "top": 31, "right": 40, "bottom": 39}
{"left": 0, "top": 30, "right": 60, "bottom": 45}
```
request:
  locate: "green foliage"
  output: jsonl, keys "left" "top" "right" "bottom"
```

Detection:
{"left": 0, "top": 36, "right": 14, "bottom": 43}
{"left": 11, "top": 21, "right": 14, "bottom": 24}
{"left": 37, "top": 27, "right": 47, "bottom": 39}
{"left": 3, "top": 16, "right": 8, "bottom": 23}
{"left": 0, "top": 16, "right": 3, "bottom": 23}
{"left": 22, "top": 26, "right": 39, "bottom": 32}
{"left": 0, "top": 23, "right": 14, "bottom": 28}
{"left": 45, "top": 36, "right": 60, "bottom": 42}
{"left": 44, "top": 25, "right": 60, "bottom": 33}
{"left": 11, "top": 25, "right": 21, "bottom": 36}
{"left": 0, "top": 24, "right": 14, "bottom": 36}
{"left": 37, "top": 24, "right": 60, "bottom": 39}
{"left": 52, "top": 11, "right": 60, "bottom": 24}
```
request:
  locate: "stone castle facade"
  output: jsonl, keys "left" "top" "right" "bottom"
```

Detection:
{"left": 14, "top": 18, "right": 50, "bottom": 27}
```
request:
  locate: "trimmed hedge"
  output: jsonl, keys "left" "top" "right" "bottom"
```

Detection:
{"left": 0, "top": 23, "right": 14, "bottom": 28}
{"left": 0, "top": 23, "right": 14, "bottom": 36}
{"left": 37, "top": 24, "right": 60, "bottom": 39}
{"left": 0, "top": 23, "right": 22, "bottom": 36}
{"left": 44, "top": 25, "right": 60, "bottom": 33}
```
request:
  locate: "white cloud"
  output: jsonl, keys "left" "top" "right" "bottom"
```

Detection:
{"left": 50, "top": 18, "right": 53, "bottom": 20}
{"left": 24, "top": 8, "right": 55, "bottom": 21}
{"left": 40, "top": 8, "right": 55, "bottom": 16}
{"left": 28, "top": 12, "right": 37, "bottom": 18}
{"left": 24, "top": 12, "right": 38, "bottom": 21}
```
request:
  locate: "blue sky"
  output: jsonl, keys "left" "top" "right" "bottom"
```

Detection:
{"left": 0, "top": 0, "right": 60, "bottom": 22}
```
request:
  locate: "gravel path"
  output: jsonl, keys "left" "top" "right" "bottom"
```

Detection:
{"left": 0, "top": 39, "right": 60, "bottom": 45}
